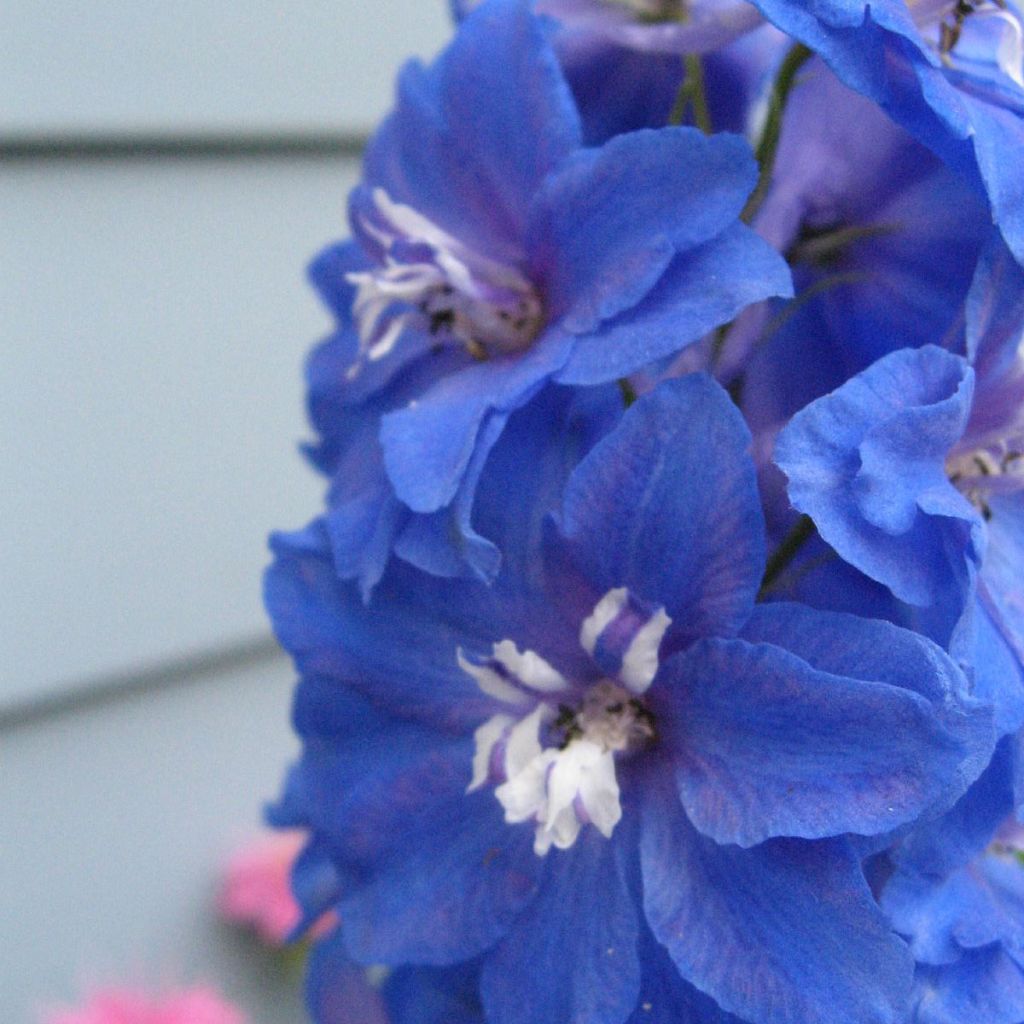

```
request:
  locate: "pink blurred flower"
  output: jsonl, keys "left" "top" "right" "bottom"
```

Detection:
{"left": 42, "top": 987, "right": 244, "bottom": 1024}
{"left": 219, "top": 829, "right": 333, "bottom": 945}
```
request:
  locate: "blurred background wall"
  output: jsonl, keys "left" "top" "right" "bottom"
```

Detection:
{"left": 0, "top": 5, "right": 451, "bottom": 1020}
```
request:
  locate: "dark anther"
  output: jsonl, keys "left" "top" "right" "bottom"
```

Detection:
{"left": 428, "top": 308, "right": 455, "bottom": 334}
{"left": 554, "top": 705, "right": 576, "bottom": 729}
{"left": 606, "top": 702, "right": 624, "bottom": 715}
{"left": 974, "top": 455, "right": 993, "bottom": 476}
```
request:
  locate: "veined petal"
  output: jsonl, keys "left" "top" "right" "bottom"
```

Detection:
{"left": 559, "top": 375, "right": 766, "bottom": 643}
{"left": 660, "top": 626, "right": 990, "bottom": 847}
{"left": 481, "top": 831, "right": 640, "bottom": 1024}
{"left": 641, "top": 782, "right": 914, "bottom": 1024}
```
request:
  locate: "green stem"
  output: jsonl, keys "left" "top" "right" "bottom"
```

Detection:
{"left": 759, "top": 514, "right": 815, "bottom": 596}
{"left": 618, "top": 378, "right": 638, "bottom": 408}
{"left": 668, "top": 54, "right": 712, "bottom": 132}
{"left": 741, "top": 43, "right": 812, "bottom": 224}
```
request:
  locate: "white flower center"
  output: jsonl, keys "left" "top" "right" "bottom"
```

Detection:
{"left": 460, "top": 587, "right": 671, "bottom": 855}
{"left": 344, "top": 188, "right": 544, "bottom": 376}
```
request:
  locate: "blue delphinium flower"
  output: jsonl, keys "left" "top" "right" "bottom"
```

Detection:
{"left": 267, "top": 376, "right": 993, "bottom": 1024}
{"left": 306, "top": 0, "right": 792, "bottom": 595}
{"left": 774, "top": 239, "right": 1024, "bottom": 736}
{"left": 745, "top": 0, "right": 1024, "bottom": 264}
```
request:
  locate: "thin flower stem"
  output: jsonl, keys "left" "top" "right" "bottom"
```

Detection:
{"left": 668, "top": 54, "right": 712, "bottom": 132}
{"left": 619, "top": 378, "right": 638, "bottom": 407}
{"left": 741, "top": 42, "right": 812, "bottom": 224}
{"left": 759, "top": 514, "right": 815, "bottom": 596}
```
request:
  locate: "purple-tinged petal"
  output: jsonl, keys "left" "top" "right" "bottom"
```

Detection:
{"left": 480, "top": 831, "right": 640, "bottom": 1024}
{"left": 555, "top": 222, "right": 792, "bottom": 386}
{"left": 363, "top": 0, "right": 581, "bottom": 259}
{"left": 559, "top": 375, "right": 766, "bottom": 645}
{"left": 528, "top": 128, "right": 759, "bottom": 333}
{"left": 640, "top": 780, "right": 913, "bottom": 1024}
{"left": 658, "top": 609, "right": 990, "bottom": 847}
{"left": 964, "top": 230, "right": 1024, "bottom": 375}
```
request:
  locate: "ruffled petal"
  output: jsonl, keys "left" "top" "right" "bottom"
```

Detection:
{"left": 775, "top": 346, "right": 981, "bottom": 649}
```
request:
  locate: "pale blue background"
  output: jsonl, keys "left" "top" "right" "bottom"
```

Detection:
{"left": 0, "top": 4, "right": 450, "bottom": 1020}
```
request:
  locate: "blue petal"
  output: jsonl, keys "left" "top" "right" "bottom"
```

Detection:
{"left": 392, "top": 409, "right": 509, "bottom": 582}
{"left": 965, "top": 230, "right": 1024, "bottom": 372}
{"left": 883, "top": 868, "right": 975, "bottom": 966}
{"left": 340, "top": 786, "right": 543, "bottom": 964}
{"left": 555, "top": 222, "right": 793, "bottom": 386}
{"left": 383, "top": 962, "right": 484, "bottom": 1024}
{"left": 308, "top": 241, "right": 364, "bottom": 323}
{"left": 974, "top": 590, "right": 1024, "bottom": 737}
{"left": 640, "top": 780, "right": 914, "bottom": 1024}
{"left": 914, "top": 947, "right": 1024, "bottom": 1024}
{"left": 980, "top": 494, "right": 1024, "bottom": 672}
{"left": 363, "top": 0, "right": 581, "bottom": 258}
{"left": 658, "top": 606, "right": 990, "bottom": 847}
{"left": 395, "top": 382, "right": 622, "bottom": 583}
{"left": 379, "top": 330, "right": 574, "bottom": 513}
{"left": 265, "top": 529, "right": 506, "bottom": 732}
{"left": 528, "top": 128, "right": 759, "bottom": 334}
{"left": 290, "top": 837, "right": 345, "bottom": 939}
{"left": 892, "top": 735, "right": 1015, "bottom": 881}
{"left": 775, "top": 346, "right": 980, "bottom": 639}
{"left": 558, "top": 375, "right": 766, "bottom": 646}
{"left": 306, "top": 930, "right": 390, "bottom": 1024}
{"left": 627, "top": 924, "right": 747, "bottom": 1024}
{"left": 480, "top": 831, "right": 640, "bottom": 1024}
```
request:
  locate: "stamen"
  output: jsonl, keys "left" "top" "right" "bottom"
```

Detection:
{"left": 345, "top": 188, "right": 543, "bottom": 377}
{"left": 460, "top": 588, "right": 665, "bottom": 854}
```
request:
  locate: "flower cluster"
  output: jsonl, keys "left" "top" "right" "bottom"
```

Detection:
{"left": 265, "top": 1, "right": 1024, "bottom": 1022}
